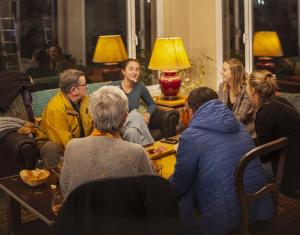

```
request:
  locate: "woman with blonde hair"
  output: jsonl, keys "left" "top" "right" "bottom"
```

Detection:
{"left": 219, "top": 58, "right": 256, "bottom": 136}
{"left": 247, "top": 70, "right": 300, "bottom": 198}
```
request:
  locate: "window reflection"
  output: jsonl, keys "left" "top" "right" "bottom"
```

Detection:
{"left": 0, "top": 0, "right": 157, "bottom": 89}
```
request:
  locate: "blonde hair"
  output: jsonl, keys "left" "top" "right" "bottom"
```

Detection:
{"left": 248, "top": 70, "right": 278, "bottom": 99}
{"left": 224, "top": 58, "right": 247, "bottom": 96}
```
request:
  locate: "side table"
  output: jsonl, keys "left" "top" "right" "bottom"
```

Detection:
{"left": 154, "top": 96, "right": 186, "bottom": 109}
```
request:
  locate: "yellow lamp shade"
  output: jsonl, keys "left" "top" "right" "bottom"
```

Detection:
{"left": 148, "top": 37, "right": 191, "bottom": 70}
{"left": 93, "top": 35, "right": 128, "bottom": 63}
{"left": 253, "top": 31, "right": 283, "bottom": 57}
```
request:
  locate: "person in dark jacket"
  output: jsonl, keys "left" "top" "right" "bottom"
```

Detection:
{"left": 49, "top": 45, "right": 72, "bottom": 75}
{"left": 25, "top": 48, "right": 55, "bottom": 78}
{"left": 247, "top": 70, "right": 300, "bottom": 198}
{"left": 171, "top": 87, "right": 274, "bottom": 235}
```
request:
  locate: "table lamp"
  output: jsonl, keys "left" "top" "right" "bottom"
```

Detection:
{"left": 148, "top": 37, "right": 191, "bottom": 100}
{"left": 93, "top": 35, "right": 128, "bottom": 80}
{"left": 253, "top": 31, "right": 283, "bottom": 72}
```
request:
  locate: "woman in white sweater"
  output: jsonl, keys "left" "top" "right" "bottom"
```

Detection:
{"left": 60, "top": 86, "right": 155, "bottom": 198}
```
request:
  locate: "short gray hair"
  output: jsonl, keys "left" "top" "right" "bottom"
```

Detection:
{"left": 59, "top": 69, "right": 84, "bottom": 93}
{"left": 89, "top": 86, "right": 128, "bottom": 133}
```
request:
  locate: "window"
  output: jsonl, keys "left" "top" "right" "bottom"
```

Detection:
{"left": 85, "top": 0, "right": 157, "bottom": 84}
{"left": 221, "top": 0, "right": 299, "bottom": 79}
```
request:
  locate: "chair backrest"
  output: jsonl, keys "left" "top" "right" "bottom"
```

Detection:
{"left": 235, "top": 137, "right": 288, "bottom": 235}
{"left": 53, "top": 175, "right": 181, "bottom": 235}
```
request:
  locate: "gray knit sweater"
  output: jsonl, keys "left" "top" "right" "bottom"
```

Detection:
{"left": 60, "top": 136, "right": 155, "bottom": 198}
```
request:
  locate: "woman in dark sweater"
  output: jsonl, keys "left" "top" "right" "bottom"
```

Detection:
{"left": 115, "top": 58, "right": 156, "bottom": 145}
{"left": 247, "top": 70, "right": 300, "bottom": 198}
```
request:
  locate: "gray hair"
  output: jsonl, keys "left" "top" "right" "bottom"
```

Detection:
{"left": 59, "top": 69, "right": 84, "bottom": 93}
{"left": 89, "top": 86, "right": 128, "bottom": 134}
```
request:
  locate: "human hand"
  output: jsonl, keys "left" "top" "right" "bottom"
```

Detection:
{"left": 143, "top": 112, "right": 150, "bottom": 124}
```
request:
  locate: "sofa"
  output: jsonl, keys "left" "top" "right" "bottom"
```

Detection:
{"left": 272, "top": 57, "right": 300, "bottom": 113}
{"left": 0, "top": 81, "right": 180, "bottom": 178}
{"left": 274, "top": 57, "right": 300, "bottom": 93}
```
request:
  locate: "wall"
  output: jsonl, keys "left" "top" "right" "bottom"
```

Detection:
{"left": 163, "top": 0, "right": 218, "bottom": 90}
{"left": 58, "top": 0, "right": 85, "bottom": 65}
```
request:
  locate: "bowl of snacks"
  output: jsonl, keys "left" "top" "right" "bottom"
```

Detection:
{"left": 20, "top": 169, "right": 50, "bottom": 187}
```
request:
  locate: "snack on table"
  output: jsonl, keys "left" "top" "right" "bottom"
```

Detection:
{"left": 145, "top": 142, "right": 176, "bottom": 160}
{"left": 20, "top": 169, "right": 50, "bottom": 187}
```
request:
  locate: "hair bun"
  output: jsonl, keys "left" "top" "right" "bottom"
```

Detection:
{"left": 266, "top": 72, "right": 276, "bottom": 80}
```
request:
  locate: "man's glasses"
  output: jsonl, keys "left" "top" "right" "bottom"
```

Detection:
{"left": 77, "top": 82, "right": 87, "bottom": 88}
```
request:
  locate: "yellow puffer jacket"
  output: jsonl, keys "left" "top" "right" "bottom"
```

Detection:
{"left": 35, "top": 91, "right": 93, "bottom": 148}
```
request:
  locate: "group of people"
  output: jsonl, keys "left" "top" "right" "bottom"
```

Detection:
{"left": 25, "top": 45, "right": 72, "bottom": 78}
{"left": 9, "top": 54, "right": 300, "bottom": 235}
{"left": 218, "top": 58, "right": 300, "bottom": 198}
{"left": 34, "top": 58, "right": 156, "bottom": 168}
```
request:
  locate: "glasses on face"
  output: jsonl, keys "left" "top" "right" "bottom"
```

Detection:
{"left": 77, "top": 82, "right": 87, "bottom": 88}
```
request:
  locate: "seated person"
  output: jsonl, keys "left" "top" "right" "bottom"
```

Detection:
{"left": 25, "top": 48, "right": 55, "bottom": 78}
{"left": 170, "top": 87, "right": 274, "bottom": 235}
{"left": 35, "top": 69, "right": 93, "bottom": 166}
{"left": 49, "top": 45, "right": 72, "bottom": 75}
{"left": 60, "top": 86, "right": 155, "bottom": 198}
{"left": 115, "top": 58, "right": 156, "bottom": 145}
{"left": 219, "top": 58, "right": 256, "bottom": 137}
{"left": 247, "top": 70, "right": 300, "bottom": 198}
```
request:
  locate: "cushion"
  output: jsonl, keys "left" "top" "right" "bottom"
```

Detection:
{"left": 31, "top": 81, "right": 114, "bottom": 117}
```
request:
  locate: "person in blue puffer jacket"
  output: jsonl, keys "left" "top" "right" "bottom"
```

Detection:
{"left": 170, "top": 87, "right": 274, "bottom": 235}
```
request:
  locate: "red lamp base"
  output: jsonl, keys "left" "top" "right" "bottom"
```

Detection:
{"left": 159, "top": 71, "right": 181, "bottom": 100}
{"left": 102, "top": 63, "right": 122, "bottom": 81}
{"left": 255, "top": 57, "right": 275, "bottom": 73}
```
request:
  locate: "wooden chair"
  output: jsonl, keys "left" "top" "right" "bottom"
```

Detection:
{"left": 235, "top": 137, "right": 288, "bottom": 235}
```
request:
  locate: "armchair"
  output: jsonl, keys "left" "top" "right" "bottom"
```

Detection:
{"left": 149, "top": 106, "right": 180, "bottom": 140}
{"left": 0, "top": 132, "right": 39, "bottom": 178}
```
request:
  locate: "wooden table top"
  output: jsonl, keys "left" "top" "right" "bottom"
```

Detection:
{"left": 154, "top": 96, "right": 186, "bottom": 108}
{"left": 0, "top": 169, "right": 58, "bottom": 225}
{"left": 145, "top": 140, "right": 178, "bottom": 179}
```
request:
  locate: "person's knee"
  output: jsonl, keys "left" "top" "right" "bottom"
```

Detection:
{"left": 40, "top": 141, "right": 64, "bottom": 167}
{"left": 123, "top": 128, "right": 140, "bottom": 143}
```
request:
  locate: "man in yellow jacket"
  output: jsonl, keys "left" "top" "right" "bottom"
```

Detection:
{"left": 35, "top": 69, "right": 93, "bottom": 166}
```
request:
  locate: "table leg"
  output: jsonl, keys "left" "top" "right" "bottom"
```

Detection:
{"left": 6, "top": 195, "right": 21, "bottom": 235}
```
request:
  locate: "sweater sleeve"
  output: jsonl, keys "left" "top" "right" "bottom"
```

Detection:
{"left": 60, "top": 142, "right": 74, "bottom": 198}
{"left": 170, "top": 135, "right": 199, "bottom": 197}
{"left": 140, "top": 83, "right": 156, "bottom": 116}
{"left": 136, "top": 147, "right": 156, "bottom": 174}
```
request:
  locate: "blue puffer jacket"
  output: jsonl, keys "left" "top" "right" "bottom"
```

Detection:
{"left": 171, "top": 99, "right": 274, "bottom": 235}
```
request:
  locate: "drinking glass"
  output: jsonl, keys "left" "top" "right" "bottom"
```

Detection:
{"left": 51, "top": 191, "right": 64, "bottom": 215}
{"left": 57, "top": 157, "right": 64, "bottom": 174}
{"left": 35, "top": 158, "right": 48, "bottom": 170}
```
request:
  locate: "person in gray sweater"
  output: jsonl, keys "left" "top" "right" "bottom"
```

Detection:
{"left": 60, "top": 86, "right": 155, "bottom": 198}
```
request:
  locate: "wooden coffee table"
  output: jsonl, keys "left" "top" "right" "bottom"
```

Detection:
{"left": 145, "top": 139, "right": 178, "bottom": 179}
{"left": 0, "top": 169, "right": 58, "bottom": 235}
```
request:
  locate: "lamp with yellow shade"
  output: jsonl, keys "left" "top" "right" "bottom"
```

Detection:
{"left": 253, "top": 31, "right": 283, "bottom": 72}
{"left": 148, "top": 37, "right": 190, "bottom": 100}
{"left": 93, "top": 35, "right": 128, "bottom": 81}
